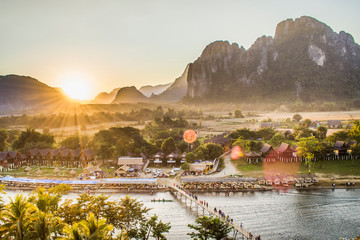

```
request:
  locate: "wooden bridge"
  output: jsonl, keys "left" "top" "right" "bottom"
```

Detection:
{"left": 169, "top": 186, "right": 258, "bottom": 240}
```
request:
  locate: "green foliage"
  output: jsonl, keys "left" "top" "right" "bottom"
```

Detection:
{"left": 89, "top": 127, "right": 150, "bottom": 159}
{"left": 181, "top": 162, "right": 191, "bottom": 171}
{"left": 269, "top": 133, "right": 286, "bottom": 147}
{"left": 12, "top": 127, "right": 55, "bottom": 150}
{"left": 185, "top": 152, "right": 197, "bottom": 163}
{"left": 0, "top": 194, "right": 37, "bottom": 240}
{"left": 61, "top": 134, "right": 90, "bottom": 149}
{"left": 292, "top": 114, "right": 302, "bottom": 123}
{"left": 229, "top": 128, "right": 257, "bottom": 141}
{"left": 0, "top": 129, "right": 9, "bottom": 151}
{"left": 187, "top": 216, "right": 232, "bottom": 240}
{"left": 256, "top": 127, "right": 275, "bottom": 140}
{"left": 316, "top": 126, "right": 327, "bottom": 139}
{"left": 161, "top": 137, "right": 176, "bottom": 156}
{"left": 349, "top": 120, "right": 360, "bottom": 142}
{"left": 326, "top": 130, "right": 349, "bottom": 143}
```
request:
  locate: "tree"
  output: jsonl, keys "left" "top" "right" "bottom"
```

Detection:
{"left": 316, "top": 126, "right": 327, "bottom": 139}
{"left": 297, "top": 137, "right": 319, "bottom": 174}
{"left": 0, "top": 194, "right": 37, "bottom": 240}
{"left": 129, "top": 215, "right": 171, "bottom": 240}
{"left": 234, "top": 109, "right": 244, "bottom": 118}
{"left": 292, "top": 114, "right": 302, "bottom": 123}
{"left": 302, "top": 119, "right": 312, "bottom": 128}
{"left": 269, "top": 133, "right": 286, "bottom": 147}
{"left": 256, "top": 127, "right": 275, "bottom": 140}
{"left": 29, "top": 211, "right": 63, "bottom": 240}
{"left": 326, "top": 130, "right": 349, "bottom": 143}
{"left": 204, "top": 143, "right": 223, "bottom": 160}
{"left": 116, "top": 195, "right": 150, "bottom": 234}
{"left": 349, "top": 120, "right": 360, "bottom": 142}
{"left": 61, "top": 134, "right": 90, "bottom": 149}
{"left": 188, "top": 216, "right": 232, "bottom": 240}
{"left": 0, "top": 129, "right": 9, "bottom": 151}
{"left": 161, "top": 137, "right": 176, "bottom": 156}
{"left": 12, "top": 128, "right": 55, "bottom": 150}
{"left": 181, "top": 162, "right": 191, "bottom": 171}
{"left": 185, "top": 152, "right": 197, "bottom": 163}
{"left": 79, "top": 213, "right": 113, "bottom": 240}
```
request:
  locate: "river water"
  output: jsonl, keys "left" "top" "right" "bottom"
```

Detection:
{"left": 2, "top": 189, "right": 360, "bottom": 239}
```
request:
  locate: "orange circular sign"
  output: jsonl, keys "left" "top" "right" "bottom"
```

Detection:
{"left": 183, "top": 129, "right": 197, "bottom": 143}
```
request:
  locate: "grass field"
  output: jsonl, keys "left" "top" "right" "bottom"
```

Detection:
{"left": 232, "top": 158, "right": 360, "bottom": 177}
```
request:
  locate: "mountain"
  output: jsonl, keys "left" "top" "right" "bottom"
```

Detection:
{"left": 92, "top": 88, "right": 120, "bottom": 104}
{"left": 185, "top": 16, "right": 360, "bottom": 103}
{"left": 112, "top": 86, "right": 148, "bottom": 103}
{"left": 150, "top": 64, "right": 189, "bottom": 103}
{"left": 139, "top": 82, "right": 172, "bottom": 97}
{"left": 0, "top": 75, "right": 71, "bottom": 113}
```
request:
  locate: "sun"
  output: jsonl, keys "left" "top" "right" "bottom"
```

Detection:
{"left": 59, "top": 73, "right": 93, "bottom": 100}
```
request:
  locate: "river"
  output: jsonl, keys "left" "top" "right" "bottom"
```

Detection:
{"left": 2, "top": 189, "right": 360, "bottom": 239}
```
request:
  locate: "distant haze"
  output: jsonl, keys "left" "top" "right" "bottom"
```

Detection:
{"left": 1, "top": 0, "right": 360, "bottom": 99}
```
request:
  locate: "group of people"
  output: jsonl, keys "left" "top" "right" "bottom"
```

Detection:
{"left": 181, "top": 182, "right": 263, "bottom": 191}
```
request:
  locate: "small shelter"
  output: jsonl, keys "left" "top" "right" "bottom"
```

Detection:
{"left": 36, "top": 169, "right": 43, "bottom": 175}
{"left": 244, "top": 151, "right": 261, "bottom": 163}
{"left": 24, "top": 166, "right": 32, "bottom": 172}
{"left": 53, "top": 167, "right": 60, "bottom": 174}
{"left": 70, "top": 169, "right": 77, "bottom": 175}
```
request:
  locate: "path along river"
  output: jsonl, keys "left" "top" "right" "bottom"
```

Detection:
{"left": 2, "top": 188, "right": 360, "bottom": 239}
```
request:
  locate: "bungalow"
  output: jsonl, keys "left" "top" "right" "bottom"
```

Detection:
{"left": 260, "top": 143, "right": 277, "bottom": 162}
{"left": 118, "top": 156, "right": 144, "bottom": 172}
{"left": 327, "top": 120, "right": 342, "bottom": 128}
{"left": 81, "top": 149, "right": 96, "bottom": 166}
{"left": 0, "top": 152, "right": 9, "bottom": 171}
{"left": 333, "top": 141, "right": 347, "bottom": 156}
{"left": 276, "top": 143, "right": 299, "bottom": 162}
{"left": 166, "top": 152, "right": 178, "bottom": 166}
{"left": 180, "top": 152, "right": 187, "bottom": 164}
{"left": 153, "top": 151, "right": 164, "bottom": 165}
{"left": 309, "top": 121, "right": 320, "bottom": 129}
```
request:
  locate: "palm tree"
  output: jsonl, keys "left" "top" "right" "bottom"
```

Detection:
{"left": 30, "top": 211, "right": 64, "bottom": 240}
{"left": 0, "top": 194, "right": 37, "bottom": 240}
{"left": 60, "top": 223, "right": 83, "bottom": 240}
{"left": 80, "top": 212, "right": 113, "bottom": 240}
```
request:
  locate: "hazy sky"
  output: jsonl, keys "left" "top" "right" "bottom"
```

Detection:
{"left": 1, "top": 0, "right": 360, "bottom": 99}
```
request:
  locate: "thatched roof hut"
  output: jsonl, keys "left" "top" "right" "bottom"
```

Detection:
{"left": 25, "top": 166, "right": 31, "bottom": 172}
{"left": 53, "top": 168, "right": 60, "bottom": 173}
{"left": 36, "top": 169, "right": 43, "bottom": 175}
{"left": 70, "top": 169, "right": 76, "bottom": 175}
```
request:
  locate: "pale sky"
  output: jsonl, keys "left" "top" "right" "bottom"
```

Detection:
{"left": 1, "top": 0, "right": 360, "bottom": 99}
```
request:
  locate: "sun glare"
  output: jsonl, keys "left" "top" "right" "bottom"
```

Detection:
{"left": 59, "top": 73, "right": 93, "bottom": 100}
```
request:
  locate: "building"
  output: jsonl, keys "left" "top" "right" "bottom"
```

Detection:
{"left": 260, "top": 143, "right": 278, "bottom": 162}
{"left": 327, "top": 120, "right": 342, "bottom": 128}
{"left": 276, "top": 143, "right": 299, "bottom": 162}
{"left": 118, "top": 156, "right": 144, "bottom": 172}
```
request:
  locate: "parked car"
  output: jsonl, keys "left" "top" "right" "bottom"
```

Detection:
{"left": 169, "top": 170, "right": 175, "bottom": 176}
{"left": 145, "top": 168, "right": 151, "bottom": 173}
{"left": 152, "top": 173, "right": 158, "bottom": 178}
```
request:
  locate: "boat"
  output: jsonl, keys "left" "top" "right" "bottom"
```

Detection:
{"left": 151, "top": 199, "right": 173, "bottom": 202}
